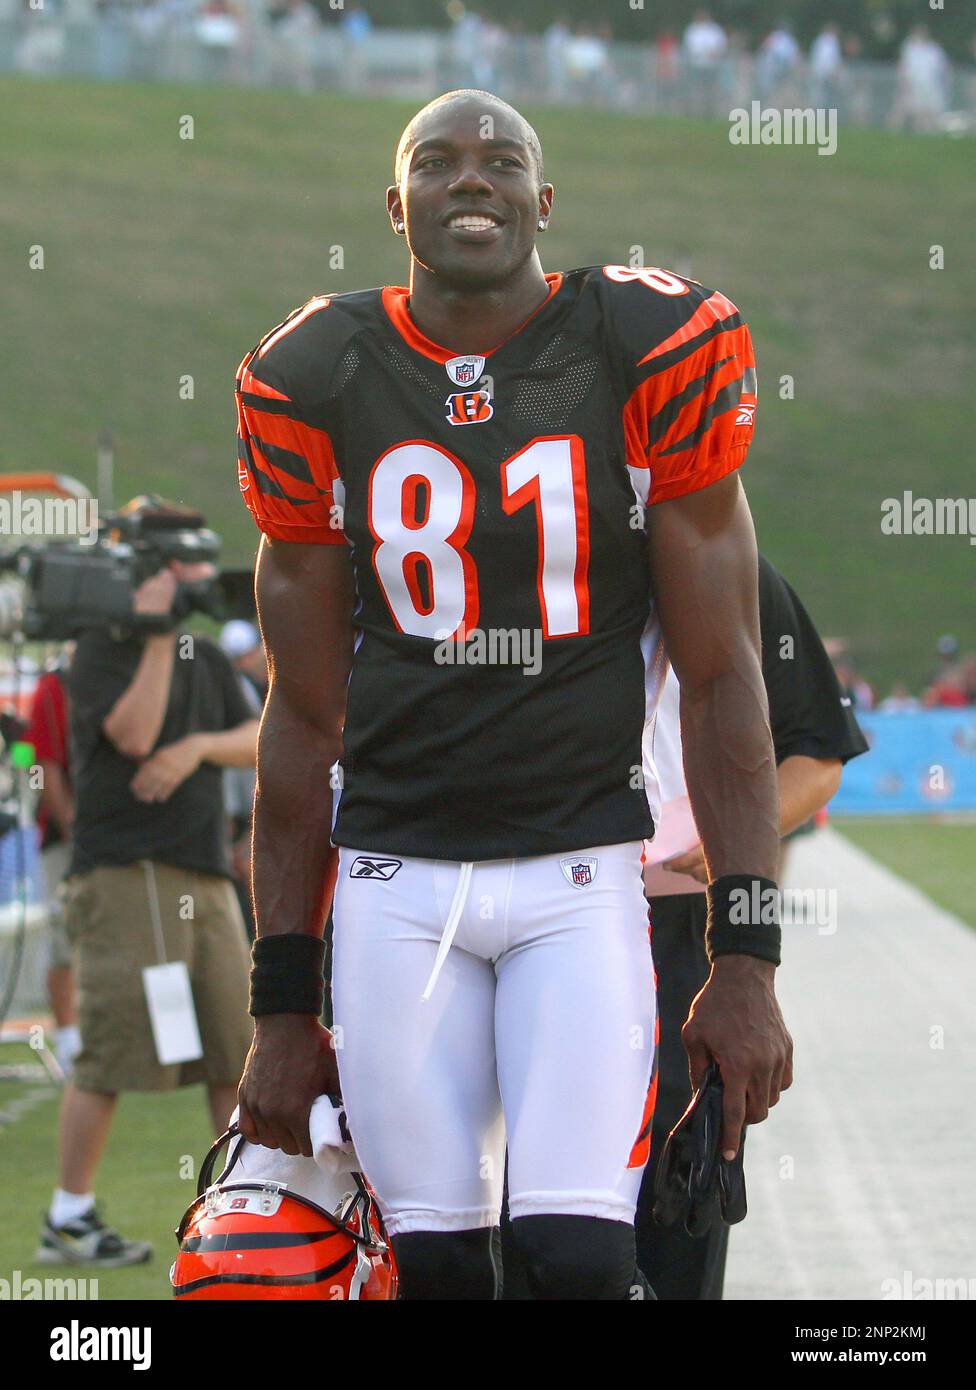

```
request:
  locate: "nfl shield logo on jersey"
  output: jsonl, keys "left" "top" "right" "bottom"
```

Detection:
{"left": 560, "top": 857, "right": 598, "bottom": 888}
{"left": 445, "top": 354, "right": 485, "bottom": 387}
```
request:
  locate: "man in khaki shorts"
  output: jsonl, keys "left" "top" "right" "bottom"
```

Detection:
{"left": 62, "top": 865, "right": 253, "bottom": 1099}
{"left": 38, "top": 498, "right": 259, "bottom": 1269}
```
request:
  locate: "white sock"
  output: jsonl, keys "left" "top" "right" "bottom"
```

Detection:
{"left": 50, "top": 1189, "right": 95, "bottom": 1228}
{"left": 55, "top": 1026, "right": 81, "bottom": 1072}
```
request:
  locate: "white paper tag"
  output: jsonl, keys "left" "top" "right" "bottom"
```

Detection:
{"left": 142, "top": 962, "right": 203, "bottom": 1065}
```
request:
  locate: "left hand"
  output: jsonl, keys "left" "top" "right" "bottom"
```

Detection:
{"left": 662, "top": 840, "right": 708, "bottom": 884}
{"left": 682, "top": 955, "right": 794, "bottom": 1160}
{"left": 130, "top": 734, "right": 204, "bottom": 802}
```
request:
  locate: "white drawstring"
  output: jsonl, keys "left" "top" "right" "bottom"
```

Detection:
{"left": 421, "top": 861, "right": 474, "bottom": 1002}
{"left": 142, "top": 860, "right": 167, "bottom": 966}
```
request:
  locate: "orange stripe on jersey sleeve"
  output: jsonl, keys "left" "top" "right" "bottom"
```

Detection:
{"left": 636, "top": 288, "right": 739, "bottom": 367}
{"left": 624, "top": 320, "right": 757, "bottom": 506}
{"left": 236, "top": 389, "right": 346, "bottom": 545}
{"left": 239, "top": 365, "right": 293, "bottom": 403}
{"left": 245, "top": 402, "right": 338, "bottom": 493}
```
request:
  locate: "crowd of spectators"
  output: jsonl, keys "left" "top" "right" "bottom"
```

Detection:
{"left": 8, "top": 2, "right": 975, "bottom": 132}
{"left": 830, "top": 635, "right": 976, "bottom": 713}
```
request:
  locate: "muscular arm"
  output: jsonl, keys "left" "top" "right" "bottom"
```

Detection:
{"left": 251, "top": 537, "right": 355, "bottom": 940}
{"left": 647, "top": 472, "right": 792, "bottom": 1155}
{"left": 647, "top": 471, "right": 778, "bottom": 880}
{"left": 238, "top": 537, "right": 355, "bottom": 1156}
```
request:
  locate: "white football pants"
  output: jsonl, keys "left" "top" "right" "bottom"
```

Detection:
{"left": 331, "top": 842, "right": 656, "bottom": 1238}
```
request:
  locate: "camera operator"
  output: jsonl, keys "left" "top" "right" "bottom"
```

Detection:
{"left": 38, "top": 500, "right": 259, "bottom": 1269}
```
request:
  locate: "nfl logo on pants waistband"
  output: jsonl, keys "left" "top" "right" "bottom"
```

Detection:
{"left": 561, "top": 857, "right": 598, "bottom": 888}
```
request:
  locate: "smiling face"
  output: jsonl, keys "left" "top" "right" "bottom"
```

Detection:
{"left": 388, "top": 95, "right": 553, "bottom": 292}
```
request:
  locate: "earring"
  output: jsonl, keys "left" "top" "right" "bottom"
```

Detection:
{"left": 537, "top": 219, "right": 548, "bottom": 231}
{"left": 395, "top": 221, "right": 405, "bottom": 234}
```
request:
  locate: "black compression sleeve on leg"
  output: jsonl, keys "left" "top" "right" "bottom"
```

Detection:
{"left": 392, "top": 1228, "right": 501, "bottom": 1301}
{"left": 510, "top": 1214, "right": 636, "bottom": 1300}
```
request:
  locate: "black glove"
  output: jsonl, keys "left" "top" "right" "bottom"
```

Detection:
{"left": 651, "top": 1061, "right": 747, "bottom": 1237}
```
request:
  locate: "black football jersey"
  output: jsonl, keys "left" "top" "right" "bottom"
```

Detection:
{"left": 236, "top": 265, "right": 758, "bottom": 860}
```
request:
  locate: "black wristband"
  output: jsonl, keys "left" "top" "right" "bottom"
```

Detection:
{"left": 706, "top": 875, "right": 782, "bottom": 966}
{"left": 249, "top": 934, "right": 325, "bottom": 1017}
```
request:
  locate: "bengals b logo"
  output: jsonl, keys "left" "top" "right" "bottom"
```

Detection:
{"left": 445, "top": 389, "right": 494, "bottom": 426}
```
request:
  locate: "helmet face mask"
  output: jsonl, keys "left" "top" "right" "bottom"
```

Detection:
{"left": 172, "top": 1128, "right": 397, "bottom": 1301}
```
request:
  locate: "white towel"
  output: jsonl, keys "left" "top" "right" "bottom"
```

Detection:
{"left": 219, "top": 1098, "right": 361, "bottom": 1214}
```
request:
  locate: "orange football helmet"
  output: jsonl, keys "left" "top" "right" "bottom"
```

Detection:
{"left": 171, "top": 1125, "right": 397, "bottom": 1300}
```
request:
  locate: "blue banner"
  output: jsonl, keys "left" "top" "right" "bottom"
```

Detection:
{"left": 831, "top": 709, "right": 976, "bottom": 815}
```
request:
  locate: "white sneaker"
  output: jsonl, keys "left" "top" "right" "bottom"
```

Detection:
{"left": 36, "top": 1207, "right": 153, "bottom": 1268}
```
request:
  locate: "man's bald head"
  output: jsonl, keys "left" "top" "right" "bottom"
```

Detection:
{"left": 394, "top": 89, "right": 544, "bottom": 186}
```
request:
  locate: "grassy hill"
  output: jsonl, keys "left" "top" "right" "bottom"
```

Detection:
{"left": 4, "top": 77, "right": 973, "bottom": 689}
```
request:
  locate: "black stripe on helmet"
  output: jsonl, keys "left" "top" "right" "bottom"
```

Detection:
{"left": 181, "top": 1228, "right": 342, "bottom": 1253}
{"left": 172, "top": 1249, "right": 355, "bottom": 1298}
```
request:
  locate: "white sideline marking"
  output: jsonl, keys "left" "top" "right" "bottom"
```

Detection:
{"left": 0, "top": 1084, "right": 57, "bottom": 1132}
{"left": 725, "top": 828, "right": 976, "bottom": 1300}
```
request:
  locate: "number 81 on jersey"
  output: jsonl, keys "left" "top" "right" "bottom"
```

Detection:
{"left": 368, "top": 436, "right": 591, "bottom": 642}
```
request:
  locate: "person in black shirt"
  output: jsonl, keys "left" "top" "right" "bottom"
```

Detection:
{"left": 67, "top": 628, "right": 256, "bottom": 880}
{"left": 635, "top": 554, "right": 868, "bottom": 1299}
{"left": 38, "top": 501, "right": 259, "bottom": 1269}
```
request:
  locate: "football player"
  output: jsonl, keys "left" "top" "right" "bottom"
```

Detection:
{"left": 235, "top": 89, "right": 792, "bottom": 1300}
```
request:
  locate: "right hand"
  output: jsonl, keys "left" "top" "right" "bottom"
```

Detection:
{"left": 681, "top": 955, "right": 793, "bottom": 1160}
{"left": 132, "top": 567, "right": 177, "bottom": 616}
{"left": 238, "top": 1015, "right": 340, "bottom": 1157}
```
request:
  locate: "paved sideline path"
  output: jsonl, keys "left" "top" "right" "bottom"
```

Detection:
{"left": 725, "top": 827, "right": 976, "bottom": 1300}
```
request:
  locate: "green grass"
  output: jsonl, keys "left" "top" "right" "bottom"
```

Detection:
{"left": 836, "top": 817, "right": 976, "bottom": 930}
{"left": 3, "top": 77, "right": 974, "bottom": 689}
{"left": 0, "top": 1050, "right": 212, "bottom": 1300}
